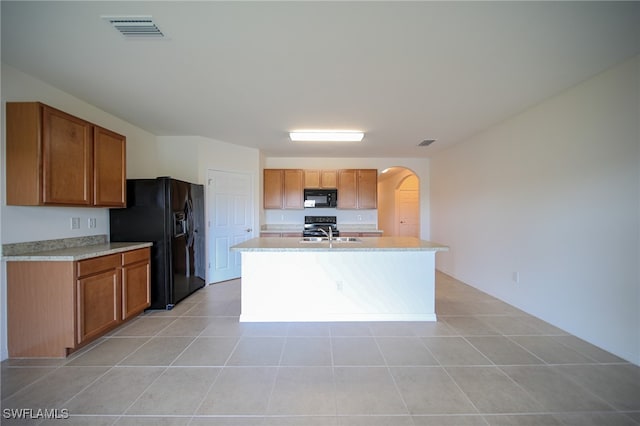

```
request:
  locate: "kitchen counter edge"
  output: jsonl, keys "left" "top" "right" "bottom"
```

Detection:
{"left": 232, "top": 237, "right": 448, "bottom": 252}
{"left": 2, "top": 242, "right": 153, "bottom": 262}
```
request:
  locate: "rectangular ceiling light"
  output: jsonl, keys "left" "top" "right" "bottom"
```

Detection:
{"left": 289, "top": 130, "right": 364, "bottom": 142}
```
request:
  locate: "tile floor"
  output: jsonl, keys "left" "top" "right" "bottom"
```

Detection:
{"left": 2, "top": 272, "right": 639, "bottom": 425}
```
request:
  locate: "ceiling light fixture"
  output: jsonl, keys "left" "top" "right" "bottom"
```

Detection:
{"left": 289, "top": 130, "right": 364, "bottom": 142}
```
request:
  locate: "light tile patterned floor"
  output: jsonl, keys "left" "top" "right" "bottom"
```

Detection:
{"left": 2, "top": 272, "right": 639, "bottom": 425}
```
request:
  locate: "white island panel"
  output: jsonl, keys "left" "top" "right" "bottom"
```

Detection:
{"left": 240, "top": 250, "right": 436, "bottom": 322}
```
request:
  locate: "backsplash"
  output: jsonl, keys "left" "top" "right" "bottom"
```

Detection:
{"left": 263, "top": 209, "right": 377, "bottom": 225}
{"left": 2, "top": 235, "right": 108, "bottom": 256}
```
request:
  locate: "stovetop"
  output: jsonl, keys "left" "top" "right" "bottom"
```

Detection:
{"left": 303, "top": 216, "right": 339, "bottom": 237}
{"left": 304, "top": 215, "right": 337, "bottom": 225}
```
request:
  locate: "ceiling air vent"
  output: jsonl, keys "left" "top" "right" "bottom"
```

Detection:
{"left": 103, "top": 16, "right": 165, "bottom": 38}
{"left": 418, "top": 139, "right": 436, "bottom": 147}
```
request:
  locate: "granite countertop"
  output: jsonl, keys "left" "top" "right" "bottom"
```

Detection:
{"left": 232, "top": 237, "right": 448, "bottom": 252}
{"left": 3, "top": 242, "right": 153, "bottom": 261}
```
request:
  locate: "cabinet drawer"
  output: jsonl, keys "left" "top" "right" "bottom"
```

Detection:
{"left": 122, "top": 248, "right": 150, "bottom": 265}
{"left": 77, "top": 254, "right": 120, "bottom": 278}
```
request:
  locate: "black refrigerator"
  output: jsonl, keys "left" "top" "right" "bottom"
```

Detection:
{"left": 110, "top": 177, "right": 206, "bottom": 309}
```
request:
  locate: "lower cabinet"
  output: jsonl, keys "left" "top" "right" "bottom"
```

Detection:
{"left": 122, "top": 249, "right": 151, "bottom": 320}
{"left": 260, "top": 232, "right": 302, "bottom": 237}
{"left": 7, "top": 247, "right": 150, "bottom": 358}
{"left": 78, "top": 266, "right": 121, "bottom": 344}
{"left": 340, "top": 232, "right": 383, "bottom": 237}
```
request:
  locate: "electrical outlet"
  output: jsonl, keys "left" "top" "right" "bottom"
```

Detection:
{"left": 88, "top": 218, "right": 97, "bottom": 228}
{"left": 71, "top": 217, "right": 81, "bottom": 229}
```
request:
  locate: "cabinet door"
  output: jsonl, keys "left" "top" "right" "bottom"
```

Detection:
{"left": 94, "top": 126, "right": 126, "bottom": 207}
{"left": 283, "top": 169, "right": 304, "bottom": 209}
{"left": 304, "top": 170, "right": 321, "bottom": 188}
{"left": 6, "top": 103, "right": 43, "bottom": 205}
{"left": 357, "top": 169, "right": 378, "bottom": 209}
{"left": 281, "top": 232, "right": 302, "bottom": 237}
{"left": 337, "top": 170, "right": 358, "bottom": 209}
{"left": 305, "top": 170, "right": 337, "bottom": 188}
{"left": 42, "top": 106, "right": 93, "bottom": 205}
{"left": 77, "top": 269, "right": 121, "bottom": 344}
{"left": 264, "top": 169, "right": 284, "bottom": 209}
{"left": 122, "top": 260, "right": 150, "bottom": 320}
{"left": 320, "top": 170, "right": 338, "bottom": 188}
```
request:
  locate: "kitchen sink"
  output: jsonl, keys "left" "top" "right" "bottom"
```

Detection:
{"left": 300, "top": 237, "right": 327, "bottom": 242}
{"left": 299, "top": 237, "right": 361, "bottom": 243}
{"left": 332, "top": 237, "right": 360, "bottom": 242}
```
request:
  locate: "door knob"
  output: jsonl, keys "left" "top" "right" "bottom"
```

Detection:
{"left": 246, "top": 228, "right": 252, "bottom": 232}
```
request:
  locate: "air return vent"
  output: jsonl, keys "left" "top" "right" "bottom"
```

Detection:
{"left": 418, "top": 139, "right": 436, "bottom": 147}
{"left": 103, "top": 16, "right": 165, "bottom": 38}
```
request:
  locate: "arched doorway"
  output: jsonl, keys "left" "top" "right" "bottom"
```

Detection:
{"left": 377, "top": 167, "right": 420, "bottom": 237}
{"left": 395, "top": 174, "right": 420, "bottom": 237}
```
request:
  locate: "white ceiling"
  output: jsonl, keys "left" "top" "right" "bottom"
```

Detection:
{"left": 2, "top": 1, "right": 639, "bottom": 158}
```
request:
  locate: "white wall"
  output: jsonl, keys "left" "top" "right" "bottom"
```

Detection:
{"left": 430, "top": 56, "right": 640, "bottom": 364}
{"left": 0, "top": 64, "right": 160, "bottom": 360}
{"left": 263, "top": 157, "right": 430, "bottom": 239}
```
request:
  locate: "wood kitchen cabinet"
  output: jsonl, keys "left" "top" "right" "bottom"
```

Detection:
{"left": 122, "top": 248, "right": 152, "bottom": 320}
{"left": 7, "top": 247, "right": 150, "bottom": 358}
{"left": 263, "top": 169, "right": 304, "bottom": 209}
{"left": 340, "top": 232, "right": 383, "bottom": 237}
{"left": 337, "top": 169, "right": 378, "bottom": 209}
{"left": 264, "top": 169, "right": 284, "bottom": 209}
{"left": 5, "top": 102, "right": 126, "bottom": 207}
{"left": 77, "top": 254, "right": 122, "bottom": 343}
{"left": 304, "top": 169, "right": 338, "bottom": 188}
{"left": 93, "top": 126, "right": 127, "bottom": 207}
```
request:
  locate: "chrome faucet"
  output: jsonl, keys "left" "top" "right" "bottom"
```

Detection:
{"left": 318, "top": 227, "right": 333, "bottom": 242}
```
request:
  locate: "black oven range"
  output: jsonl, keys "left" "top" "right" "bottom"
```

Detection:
{"left": 303, "top": 216, "right": 340, "bottom": 238}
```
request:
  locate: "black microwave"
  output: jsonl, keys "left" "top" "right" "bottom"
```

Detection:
{"left": 304, "top": 189, "right": 337, "bottom": 208}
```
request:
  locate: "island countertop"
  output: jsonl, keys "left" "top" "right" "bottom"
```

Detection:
{"left": 231, "top": 236, "right": 448, "bottom": 252}
{"left": 2, "top": 242, "right": 153, "bottom": 261}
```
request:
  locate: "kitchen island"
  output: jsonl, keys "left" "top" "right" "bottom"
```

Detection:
{"left": 231, "top": 237, "right": 448, "bottom": 322}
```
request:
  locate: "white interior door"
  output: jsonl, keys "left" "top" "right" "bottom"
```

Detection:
{"left": 396, "top": 175, "right": 420, "bottom": 238}
{"left": 207, "top": 170, "right": 254, "bottom": 283}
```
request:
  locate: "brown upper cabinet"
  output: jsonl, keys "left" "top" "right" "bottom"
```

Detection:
{"left": 337, "top": 169, "right": 378, "bottom": 209}
{"left": 304, "top": 169, "right": 338, "bottom": 189}
{"left": 263, "top": 169, "right": 304, "bottom": 209}
{"left": 6, "top": 102, "right": 126, "bottom": 207}
{"left": 93, "top": 126, "right": 127, "bottom": 207}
